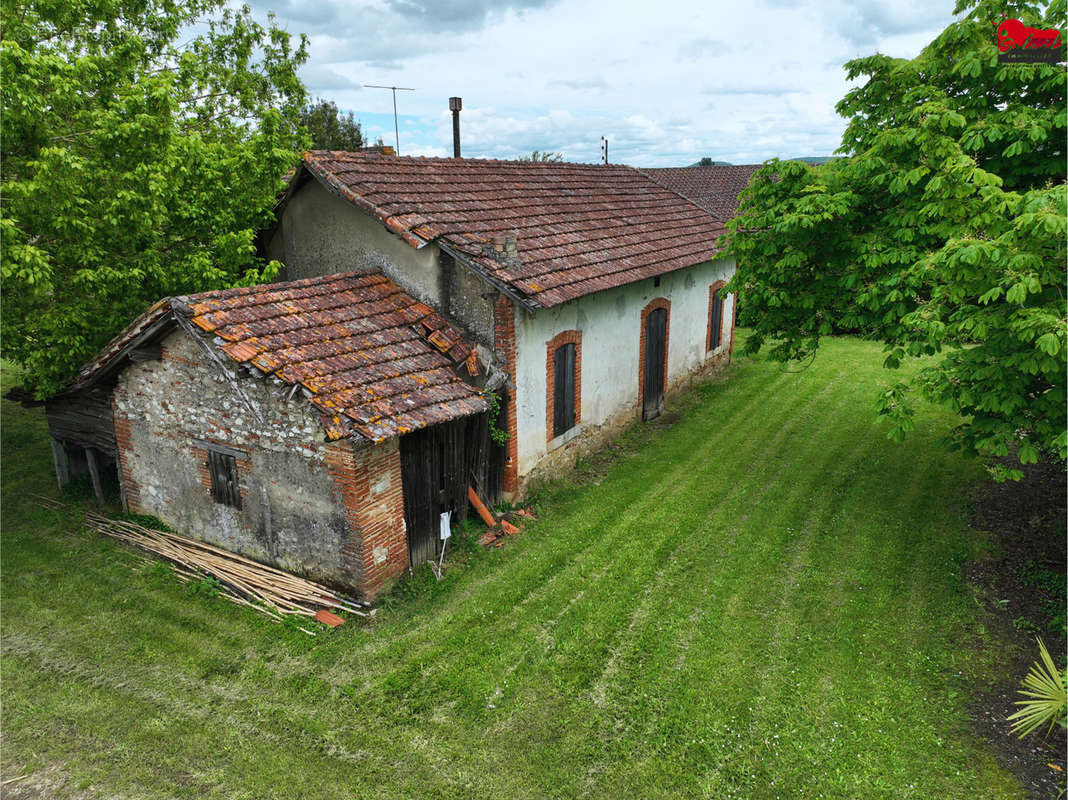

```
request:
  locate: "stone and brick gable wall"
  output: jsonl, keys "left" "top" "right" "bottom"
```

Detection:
{"left": 112, "top": 329, "right": 408, "bottom": 600}
{"left": 637, "top": 298, "right": 671, "bottom": 409}
{"left": 544, "top": 330, "right": 582, "bottom": 443}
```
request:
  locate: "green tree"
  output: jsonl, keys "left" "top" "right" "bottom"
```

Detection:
{"left": 726, "top": 0, "right": 1066, "bottom": 478}
{"left": 1, "top": 0, "right": 308, "bottom": 397}
{"left": 300, "top": 98, "right": 365, "bottom": 151}
{"left": 520, "top": 150, "right": 564, "bottom": 162}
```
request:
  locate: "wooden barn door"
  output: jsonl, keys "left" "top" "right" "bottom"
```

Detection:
{"left": 643, "top": 308, "right": 667, "bottom": 421}
{"left": 399, "top": 412, "right": 502, "bottom": 567}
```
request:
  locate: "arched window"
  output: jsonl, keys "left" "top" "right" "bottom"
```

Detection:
{"left": 707, "top": 281, "right": 727, "bottom": 352}
{"left": 546, "top": 331, "right": 582, "bottom": 441}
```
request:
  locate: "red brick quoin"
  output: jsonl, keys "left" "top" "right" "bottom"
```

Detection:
{"left": 493, "top": 294, "right": 519, "bottom": 495}
{"left": 112, "top": 403, "right": 140, "bottom": 513}
{"left": 545, "top": 330, "right": 582, "bottom": 443}
{"left": 637, "top": 298, "right": 671, "bottom": 409}
{"left": 325, "top": 438, "right": 408, "bottom": 601}
{"left": 728, "top": 284, "right": 739, "bottom": 360}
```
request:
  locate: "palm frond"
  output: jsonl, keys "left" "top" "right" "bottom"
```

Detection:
{"left": 1008, "top": 637, "right": 1067, "bottom": 738}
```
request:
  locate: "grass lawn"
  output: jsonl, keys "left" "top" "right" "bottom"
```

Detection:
{"left": 0, "top": 336, "right": 1024, "bottom": 799}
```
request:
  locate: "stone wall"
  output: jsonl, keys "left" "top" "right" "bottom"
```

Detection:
{"left": 112, "top": 329, "right": 408, "bottom": 600}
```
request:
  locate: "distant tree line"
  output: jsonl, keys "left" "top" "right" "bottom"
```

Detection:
{"left": 300, "top": 99, "right": 372, "bottom": 151}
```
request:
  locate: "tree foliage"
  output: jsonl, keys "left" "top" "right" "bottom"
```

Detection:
{"left": 726, "top": 0, "right": 1066, "bottom": 476}
{"left": 300, "top": 98, "right": 365, "bottom": 151}
{"left": 1, "top": 0, "right": 308, "bottom": 396}
{"left": 520, "top": 150, "right": 564, "bottom": 162}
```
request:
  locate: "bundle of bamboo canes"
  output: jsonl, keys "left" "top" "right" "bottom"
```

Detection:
{"left": 83, "top": 510, "right": 371, "bottom": 633}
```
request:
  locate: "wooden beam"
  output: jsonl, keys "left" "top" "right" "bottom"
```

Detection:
{"left": 51, "top": 438, "right": 69, "bottom": 488}
{"left": 191, "top": 439, "right": 249, "bottom": 460}
{"left": 85, "top": 447, "right": 105, "bottom": 503}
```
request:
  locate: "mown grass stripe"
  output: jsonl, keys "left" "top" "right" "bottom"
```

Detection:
{"left": 341, "top": 366, "right": 823, "bottom": 704}
{"left": 0, "top": 340, "right": 1026, "bottom": 800}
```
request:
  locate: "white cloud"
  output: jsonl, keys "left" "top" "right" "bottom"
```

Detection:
{"left": 247, "top": 0, "right": 959, "bottom": 165}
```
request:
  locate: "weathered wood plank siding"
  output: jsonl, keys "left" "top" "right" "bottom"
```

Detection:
{"left": 45, "top": 387, "right": 118, "bottom": 455}
{"left": 400, "top": 411, "right": 503, "bottom": 566}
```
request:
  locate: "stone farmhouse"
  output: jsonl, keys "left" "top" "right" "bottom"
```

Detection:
{"left": 46, "top": 153, "right": 743, "bottom": 599}
{"left": 266, "top": 152, "right": 739, "bottom": 491}
{"left": 48, "top": 273, "right": 498, "bottom": 598}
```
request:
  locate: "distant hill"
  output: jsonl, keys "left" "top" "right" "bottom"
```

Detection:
{"left": 686, "top": 156, "right": 844, "bottom": 167}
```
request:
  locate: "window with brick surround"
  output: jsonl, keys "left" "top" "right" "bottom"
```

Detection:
{"left": 554, "top": 344, "right": 576, "bottom": 437}
{"left": 207, "top": 448, "right": 241, "bottom": 508}
{"left": 546, "top": 330, "right": 582, "bottom": 442}
{"left": 707, "top": 281, "right": 726, "bottom": 352}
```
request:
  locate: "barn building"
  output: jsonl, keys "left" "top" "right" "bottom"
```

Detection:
{"left": 47, "top": 273, "right": 502, "bottom": 599}
{"left": 265, "top": 152, "right": 739, "bottom": 493}
{"left": 47, "top": 153, "right": 743, "bottom": 599}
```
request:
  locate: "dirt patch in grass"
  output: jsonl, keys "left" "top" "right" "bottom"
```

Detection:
{"left": 965, "top": 457, "right": 1067, "bottom": 800}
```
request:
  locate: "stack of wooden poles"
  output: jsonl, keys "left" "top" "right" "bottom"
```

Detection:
{"left": 82, "top": 510, "right": 371, "bottom": 634}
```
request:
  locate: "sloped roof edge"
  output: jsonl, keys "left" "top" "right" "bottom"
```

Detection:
{"left": 300, "top": 153, "right": 432, "bottom": 250}
{"left": 64, "top": 273, "right": 489, "bottom": 443}
{"left": 292, "top": 152, "right": 728, "bottom": 309}
{"left": 640, "top": 164, "right": 763, "bottom": 221}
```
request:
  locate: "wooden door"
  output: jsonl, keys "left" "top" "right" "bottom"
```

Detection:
{"left": 398, "top": 412, "right": 503, "bottom": 567}
{"left": 643, "top": 307, "right": 667, "bottom": 421}
{"left": 400, "top": 423, "right": 452, "bottom": 566}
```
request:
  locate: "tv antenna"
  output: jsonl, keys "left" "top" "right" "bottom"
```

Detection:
{"left": 364, "top": 85, "right": 415, "bottom": 155}
{"left": 600, "top": 136, "right": 609, "bottom": 165}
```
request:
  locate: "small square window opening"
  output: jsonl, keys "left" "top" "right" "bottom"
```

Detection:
{"left": 208, "top": 449, "right": 241, "bottom": 508}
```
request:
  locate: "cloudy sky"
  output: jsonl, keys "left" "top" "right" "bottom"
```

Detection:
{"left": 248, "top": 0, "right": 960, "bottom": 166}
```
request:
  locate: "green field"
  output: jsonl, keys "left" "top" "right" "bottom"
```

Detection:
{"left": 0, "top": 337, "right": 1023, "bottom": 798}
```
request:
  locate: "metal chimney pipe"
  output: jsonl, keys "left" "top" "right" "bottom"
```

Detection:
{"left": 449, "top": 97, "right": 462, "bottom": 158}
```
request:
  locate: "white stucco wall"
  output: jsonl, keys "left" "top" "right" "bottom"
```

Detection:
{"left": 268, "top": 179, "right": 496, "bottom": 345}
{"left": 275, "top": 178, "right": 441, "bottom": 298}
{"left": 513, "top": 259, "right": 735, "bottom": 477}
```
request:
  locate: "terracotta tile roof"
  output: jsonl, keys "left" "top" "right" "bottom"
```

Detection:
{"left": 640, "top": 165, "right": 762, "bottom": 221}
{"left": 73, "top": 272, "right": 487, "bottom": 442}
{"left": 299, "top": 152, "right": 727, "bottom": 308}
